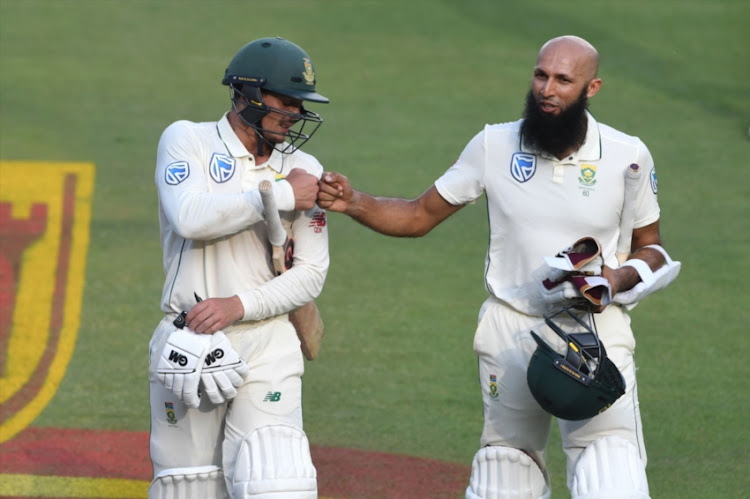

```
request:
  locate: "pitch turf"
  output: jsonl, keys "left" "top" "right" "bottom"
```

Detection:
{"left": 1, "top": 0, "right": 748, "bottom": 497}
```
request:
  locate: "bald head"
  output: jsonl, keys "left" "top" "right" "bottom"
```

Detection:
{"left": 538, "top": 36, "right": 600, "bottom": 81}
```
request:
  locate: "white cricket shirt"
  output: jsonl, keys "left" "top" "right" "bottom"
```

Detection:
{"left": 155, "top": 113, "right": 329, "bottom": 325}
{"left": 435, "top": 112, "right": 660, "bottom": 315}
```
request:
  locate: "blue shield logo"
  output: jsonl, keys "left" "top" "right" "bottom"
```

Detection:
{"left": 165, "top": 161, "right": 189, "bottom": 185}
{"left": 650, "top": 167, "right": 658, "bottom": 194}
{"left": 209, "top": 153, "right": 235, "bottom": 183}
{"left": 510, "top": 153, "right": 536, "bottom": 183}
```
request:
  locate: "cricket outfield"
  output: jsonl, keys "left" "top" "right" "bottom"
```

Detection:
{"left": 1, "top": 1, "right": 748, "bottom": 497}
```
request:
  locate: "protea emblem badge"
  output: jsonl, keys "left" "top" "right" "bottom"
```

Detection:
{"left": 302, "top": 58, "right": 315, "bottom": 86}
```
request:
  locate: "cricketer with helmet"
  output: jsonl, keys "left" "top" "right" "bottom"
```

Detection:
{"left": 318, "top": 36, "right": 680, "bottom": 498}
{"left": 148, "top": 37, "right": 330, "bottom": 498}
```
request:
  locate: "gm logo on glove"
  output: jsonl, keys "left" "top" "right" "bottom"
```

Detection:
{"left": 205, "top": 349, "right": 225, "bottom": 367}
{"left": 168, "top": 350, "right": 189, "bottom": 367}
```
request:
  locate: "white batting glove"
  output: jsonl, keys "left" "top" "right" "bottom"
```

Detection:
{"left": 523, "top": 265, "right": 585, "bottom": 315}
{"left": 156, "top": 328, "right": 211, "bottom": 409}
{"left": 538, "top": 269, "right": 584, "bottom": 304}
{"left": 200, "top": 332, "right": 250, "bottom": 405}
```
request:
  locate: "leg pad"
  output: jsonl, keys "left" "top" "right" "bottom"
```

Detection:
{"left": 232, "top": 424, "right": 317, "bottom": 498}
{"left": 570, "top": 436, "right": 649, "bottom": 498}
{"left": 466, "top": 445, "right": 550, "bottom": 499}
{"left": 149, "top": 465, "right": 229, "bottom": 499}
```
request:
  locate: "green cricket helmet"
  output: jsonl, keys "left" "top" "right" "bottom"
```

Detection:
{"left": 526, "top": 307, "right": 626, "bottom": 421}
{"left": 222, "top": 37, "right": 328, "bottom": 154}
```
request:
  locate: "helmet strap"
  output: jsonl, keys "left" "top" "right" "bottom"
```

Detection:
{"left": 230, "top": 84, "right": 272, "bottom": 157}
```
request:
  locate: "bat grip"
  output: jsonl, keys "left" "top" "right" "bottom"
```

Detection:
{"left": 259, "top": 180, "right": 288, "bottom": 247}
{"left": 616, "top": 164, "right": 641, "bottom": 263}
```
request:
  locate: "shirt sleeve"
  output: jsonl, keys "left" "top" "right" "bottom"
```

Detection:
{"left": 631, "top": 140, "right": 661, "bottom": 229}
{"left": 237, "top": 204, "right": 329, "bottom": 320}
{"left": 434, "top": 128, "right": 487, "bottom": 205}
{"left": 155, "top": 121, "right": 270, "bottom": 240}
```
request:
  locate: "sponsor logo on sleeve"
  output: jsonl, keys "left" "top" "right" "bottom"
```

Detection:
{"left": 308, "top": 211, "right": 326, "bottom": 233}
{"left": 165, "top": 161, "right": 189, "bottom": 185}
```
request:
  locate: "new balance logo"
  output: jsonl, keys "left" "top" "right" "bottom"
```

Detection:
{"left": 308, "top": 211, "right": 326, "bottom": 233}
{"left": 263, "top": 391, "right": 282, "bottom": 402}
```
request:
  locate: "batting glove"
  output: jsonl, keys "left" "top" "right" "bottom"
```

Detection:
{"left": 543, "top": 236, "right": 603, "bottom": 275}
{"left": 569, "top": 275, "right": 612, "bottom": 306}
{"left": 538, "top": 268, "right": 585, "bottom": 306}
{"left": 156, "top": 328, "right": 212, "bottom": 408}
{"left": 200, "top": 332, "right": 250, "bottom": 405}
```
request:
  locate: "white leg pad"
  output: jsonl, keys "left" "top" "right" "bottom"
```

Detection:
{"left": 466, "top": 446, "right": 551, "bottom": 499}
{"left": 570, "top": 436, "right": 650, "bottom": 498}
{"left": 232, "top": 424, "right": 317, "bottom": 498}
{"left": 148, "top": 465, "right": 229, "bottom": 499}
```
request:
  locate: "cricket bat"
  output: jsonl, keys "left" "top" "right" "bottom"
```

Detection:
{"left": 259, "top": 179, "right": 325, "bottom": 360}
{"left": 616, "top": 163, "right": 641, "bottom": 264}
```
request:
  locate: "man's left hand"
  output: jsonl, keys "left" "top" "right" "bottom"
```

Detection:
{"left": 200, "top": 332, "right": 250, "bottom": 404}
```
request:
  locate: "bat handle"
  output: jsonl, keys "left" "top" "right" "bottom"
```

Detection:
{"left": 259, "top": 180, "right": 288, "bottom": 248}
{"left": 616, "top": 163, "right": 641, "bottom": 264}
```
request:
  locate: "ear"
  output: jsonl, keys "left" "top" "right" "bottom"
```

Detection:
{"left": 586, "top": 78, "right": 602, "bottom": 99}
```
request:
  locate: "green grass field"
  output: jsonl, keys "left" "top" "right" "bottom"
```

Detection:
{"left": 1, "top": 0, "right": 749, "bottom": 497}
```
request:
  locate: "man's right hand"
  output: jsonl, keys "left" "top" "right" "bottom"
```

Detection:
{"left": 317, "top": 172, "right": 353, "bottom": 212}
{"left": 285, "top": 168, "right": 320, "bottom": 210}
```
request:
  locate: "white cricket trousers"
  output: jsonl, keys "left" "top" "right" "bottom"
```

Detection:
{"left": 474, "top": 297, "right": 647, "bottom": 485}
{"left": 147, "top": 315, "right": 306, "bottom": 481}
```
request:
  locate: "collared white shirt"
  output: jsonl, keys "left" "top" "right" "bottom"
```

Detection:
{"left": 435, "top": 112, "right": 660, "bottom": 315}
{"left": 155, "top": 113, "right": 329, "bottom": 324}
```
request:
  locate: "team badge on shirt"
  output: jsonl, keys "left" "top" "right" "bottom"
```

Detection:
{"left": 510, "top": 153, "right": 536, "bottom": 183}
{"left": 578, "top": 164, "right": 598, "bottom": 197}
{"left": 165, "top": 161, "right": 189, "bottom": 185}
{"left": 650, "top": 167, "right": 658, "bottom": 194}
{"left": 578, "top": 164, "right": 597, "bottom": 186}
{"left": 209, "top": 153, "right": 236, "bottom": 183}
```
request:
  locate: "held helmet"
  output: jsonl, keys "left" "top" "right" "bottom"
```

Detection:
{"left": 221, "top": 37, "right": 329, "bottom": 154}
{"left": 526, "top": 307, "right": 626, "bottom": 421}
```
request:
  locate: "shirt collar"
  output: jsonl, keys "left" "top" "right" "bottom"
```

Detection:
{"left": 520, "top": 111, "right": 602, "bottom": 162}
{"left": 216, "top": 113, "right": 284, "bottom": 172}
{"left": 217, "top": 113, "right": 251, "bottom": 158}
{"left": 577, "top": 111, "right": 602, "bottom": 161}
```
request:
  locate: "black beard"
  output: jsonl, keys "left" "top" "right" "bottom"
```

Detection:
{"left": 520, "top": 88, "right": 589, "bottom": 157}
